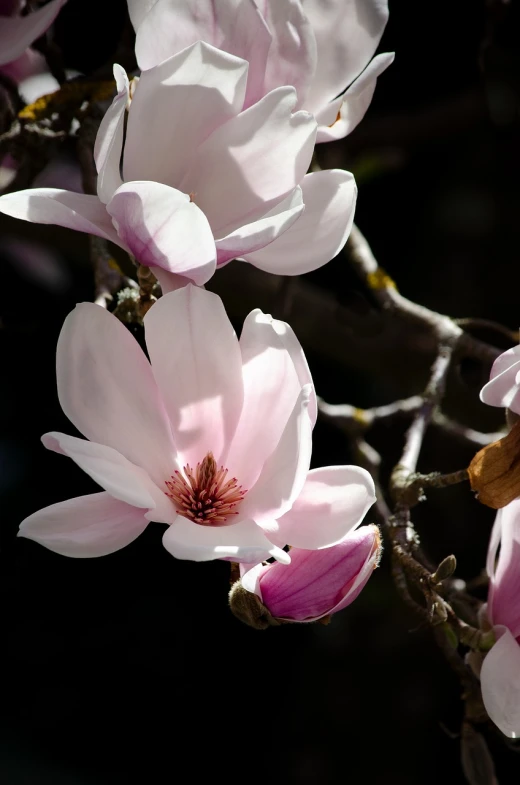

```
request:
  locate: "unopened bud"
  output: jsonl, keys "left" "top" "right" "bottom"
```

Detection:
{"left": 432, "top": 554, "right": 457, "bottom": 583}
{"left": 228, "top": 581, "right": 280, "bottom": 630}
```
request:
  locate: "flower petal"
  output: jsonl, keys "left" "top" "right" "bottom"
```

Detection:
{"left": 303, "top": 0, "right": 390, "bottom": 113}
{"left": 244, "top": 169, "right": 356, "bottom": 274}
{"left": 124, "top": 41, "right": 248, "bottom": 188}
{"left": 275, "top": 465, "right": 376, "bottom": 549}
{"left": 315, "top": 52, "right": 394, "bottom": 143}
{"left": 41, "top": 431, "right": 175, "bottom": 523}
{"left": 134, "top": 0, "right": 271, "bottom": 107}
{"left": 162, "top": 516, "right": 290, "bottom": 563}
{"left": 0, "top": 0, "right": 67, "bottom": 66}
{"left": 481, "top": 626, "right": 520, "bottom": 738}
{"left": 56, "top": 302, "right": 176, "bottom": 488}
{"left": 0, "top": 188, "right": 121, "bottom": 245}
{"left": 180, "top": 85, "right": 316, "bottom": 236}
{"left": 106, "top": 181, "right": 216, "bottom": 284}
{"left": 215, "top": 187, "right": 304, "bottom": 266}
{"left": 144, "top": 286, "right": 244, "bottom": 467}
{"left": 94, "top": 64, "right": 129, "bottom": 204}
{"left": 488, "top": 499, "right": 520, "bottom": 638}
{"left": 18, "top": 492, "right": 149, "bottom": 558}
{"left": 127, "top": 0, "right": 157, "bottom": 31}
{"left": 480, "top": 348, "right": 520, "bottom": 413}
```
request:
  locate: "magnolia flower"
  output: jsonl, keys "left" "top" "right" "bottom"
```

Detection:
{"left": 480, "top": 499, "right": 520, "bottom": 737}
{"left": 480, "top": 344, "right": 520, "bottom": 415}
{"left": 0, "top": 0, "right": 67, "bottom": 82}
{"left": 230, "top": 524, "right": 381, "bottom": 627}
{"left": 19, "top": 285, "right": 376, "bottom": 563}
{"left": 129, "top": 0, "right": 394, "bottom": 143}
{"left": 0, "top": 41, "right": 357, "bottom": 287}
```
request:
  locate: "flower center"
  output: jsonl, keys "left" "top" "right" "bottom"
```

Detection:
{"left": 165, "top": 452, "right": 246, "bottom": 526}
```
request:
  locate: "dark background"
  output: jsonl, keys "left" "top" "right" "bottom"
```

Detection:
{"left": 1, "top": 0, "right": 520, "bottom": 782}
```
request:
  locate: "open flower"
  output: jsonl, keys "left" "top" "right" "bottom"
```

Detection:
{"left": 0, "top": 41, "right": 357, "bottom": 286}
{"left": 129, "top": 0, "right": 394, "bottom": 143}
{"left": 19, "top": 286, "right": 376, "bottom": 563}
{"left": 480, "top": 499, "right": 520, "bottom": 738}
{"left": 480, "top": 344, "right": 520, "bottom": 415}
{"left": 0, "top": 0, "right": 66, "bottom": 82}
{"left": 230, "top": 524, "right": 381, "bottom": 627}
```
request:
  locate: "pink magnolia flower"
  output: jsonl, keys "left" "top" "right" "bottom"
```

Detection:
{"left": 480, "top": 499, "right": 520, "bottom": 738}
{"left": 0, "top": 0, "right": 66, "bottom": 83}
{"left": 129, "top": 0, "right": 394, "bottom": 143}
{"left": 0, "top": 41, "right": 357, "bottom": 286}
{"left": 480, "top": 344, "right": 520, "bottom": 415}
{"left": 236, "top": 524, "right": 381, "bottom": 625}
{"left": 19, "top": 285, "right": 376, "bottom": 563}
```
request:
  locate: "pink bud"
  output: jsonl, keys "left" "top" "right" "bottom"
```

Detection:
{"left": 242, "top": 524, "right": 381, "bottom": 623}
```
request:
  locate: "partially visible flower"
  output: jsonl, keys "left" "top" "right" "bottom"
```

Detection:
{"left": 480, "top": 343, "right": 520, "bottom": 415}
{"left": 229, "top": 524, "right": 381, "bottom": 628}
{"left": 480, "top": 499, "right": 520, "bottom": 738}
{"left": 0, "top": 41, "right": 357, "bottom": 287}
{"left": 0, "top": 0, "right": 67, "bottom": 82}
{"left": 19, "top": 285, "right": 376, "bottom": 564}
{"left": 129, "top": 0, "right": 394, "bottom": 143}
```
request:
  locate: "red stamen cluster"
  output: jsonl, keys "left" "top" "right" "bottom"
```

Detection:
{"left": 165, "top": 451, "right": 246, "bottom": 526}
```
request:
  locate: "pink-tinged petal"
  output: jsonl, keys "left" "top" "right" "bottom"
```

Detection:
{"left": 56, "top": 302, "right": 176, "bottom": 488}
{"left": 162, "top": 516, "right": 290, "bottom": 563}
{"left": 144, "top": 286, "right": 244, "bottom": 467}
{"left": 488, "top": 500, "right": 520, "bottom": 638}
{"left": 127, "top": 0, "right": 157, "bottom": 30}
{"left": 328, "top": 526, "right": 381, "bottom": 615}
{"left": 106, "top": 181, "right": 216, "bottom": 284}
{"left": 41, "top": 432, "right": 175, "bottom": 523}
{"left": 244, "top": 169, "right": 356, "bottom": 274}
{"left": 134, "top": 0, "right": 271, "bottom": 107}
{"left": 0, "top": 0, "right": 67, "bottom": 66}
{"left": 181, "top": 86, "right": 316, "bottom": 236}
{"left": 18, "top": 492, "right": 149, "bottom": 558}
{"left": 215, "top": 187, "right": 304, "bottom": 266}
{"left": 2, "top": 47, "right": 47, "bottom": 86}
{"left": 480, "top": 346, "right": 520, "bottom": 413}
{"left": 240, "top": 385, "right": 313, "bottom": 523}
{"left": 225, "top": 309, "right": 303, "bottom": 487}
{"left": 124, "top": 42, "right": 248, "bottom": 188}
{"left": 0, "top": 188, "right": 121, "bottom": 246}
{"left": 94, "top": 64, "right": 129, "bottom": 204}
{"left": 259, "top": 0, "right": 317, "bottom": 109}
{"left": 481, "top": 626, "right": 520, "bottom": 738}
{"left": 275, "top": 465, "right": 376, "bottom": 550}
{"left": 303, "top": 0, "right": 389, "bottom": 114}
{"left": 153, "top": 269, "right": 192, "bottom": 295}
{"left": 315, "top": 52, "right": 394, "bottom": 143}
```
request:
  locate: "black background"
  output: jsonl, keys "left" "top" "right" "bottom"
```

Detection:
{"left": 1, "top": 1, "right": 520, "bottom": 782}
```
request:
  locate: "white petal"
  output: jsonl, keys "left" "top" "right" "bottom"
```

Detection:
{"left": 481, "top": 626, "right": 520, "bottom": 738}
{"left": 480, "top": 356, "right": 520, "bottom": 411}
{"left": 127, "top": 0, "right": 158, "bottom": 31}
{"left": 18, "top": 492, "right": 149, "bottom": 558}
{"left": 56, "top": 302, "right": 176, "bottom": 488}
{"left": 94, "top": 64, "right": 129, "bottom": 204}
{"left": 0, "top": 0, "right": 66, "bottom": 66}
{"left": 106, "top": 181, "right": 216, "bottom": 284}
{"left": 124, "top": 41, "right": 248, "bottom": 188}
{"left": 275, "top": 466, "right": 376, "bottom": 550}
{"left": 144, "top": 286, "right": 244, "bottom": 468}
{"left": 162, "top": 516, "right": 290, "bottom": 563}
{"left": 244, "top": 169, "right": 356, "bottom": 274}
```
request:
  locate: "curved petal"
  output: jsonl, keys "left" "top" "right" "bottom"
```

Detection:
{"left": 94, "top": 64, "right": 129, "bottom": 204}
{"left": 275, "top": 465, "right": 376, "bottom": 549}
{"left": 106, "top": 181, "right": 216, "bottom": 284}
{"left": 316, "top": 52, "right": 394, "bottom": 143}
{"left": 153, "top": 269, "right": 191, "bottom": 295}
{"left": 328, "top": 525, "right": 381, "bottom": 616}
{"left": 481, "top": 626, "right": 520, "bottom": 738}
{"left": 0, "top": 189, "right": 121, "bottom": 246}
{"left": 127, "top": 0, "right": 158, "bottom": 31}
{"left": 0, "top": 0, "right": 67, "bottom": 66}
{"left": 144, "top": 286, "right": 244, "bottom": 467}
{"left": 134, "top": 0, "right": 271, "bottom": 107}
{"left": 303, "top": 0, "right": 389, "bottom": 113}
{"left": 240, "top": 385, "right": 313, "bottom": 523}
{"left": 56, "top": 302, "right": 176, "bottom": 488}
{"left": 244, "top": 169, "right": 356, "bottom": 274}
{"left": 41, "top": 431, "right": 175, "bottom": 523}
{"left": 180, "top": 85, "right": 316, "bottom": 236}
{"left": 162, "top": 516, "right": 289, "bottom": 563}
{"left": 489, "top": 499, "right": 520, "bottom": 637}
{"left": 480, "top": 353, "right": 520, "bottom": 413}
{"left": 18, "top": 492, "right": 149, "bottom": 558}
{"left": 215, "top": 187, "right": 304, "bottom": 266}
{"left": 124, "top": 42, "right": 248, "bottom": 188}
{"left": 225, "top": 309, "right": 303, "bottom": 487}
